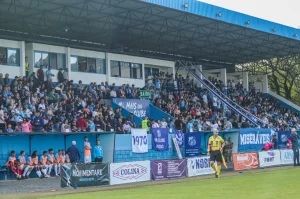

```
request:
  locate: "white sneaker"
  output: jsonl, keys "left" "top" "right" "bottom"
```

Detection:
{"left": 44, "top": 175, "right": 50, "bottom": 178}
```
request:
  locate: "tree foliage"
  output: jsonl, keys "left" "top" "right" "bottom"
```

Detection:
{"left": 237, "top": 55, "right": 300, "bottom": 105}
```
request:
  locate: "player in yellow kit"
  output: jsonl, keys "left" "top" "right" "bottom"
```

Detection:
{"left": 207, "top": 129, "right": 225, "bottom": 178}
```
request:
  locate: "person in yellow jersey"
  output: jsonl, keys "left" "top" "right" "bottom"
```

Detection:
{"left": 141, "top": 116, "right": 149, "bottom": 132}
{"left": 25, "top": 56, "right": 29, "bottom": 77}
{"left": 207, "top": 129, "right": 225, "bottom": 178}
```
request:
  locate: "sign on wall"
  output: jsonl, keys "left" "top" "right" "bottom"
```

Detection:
{"left": 277, "top": 132, "right": 291, "bottom": 149}
{"left": 113, "top": 99, "right": 149, "bottom": 118}
{"left": 152, "top": 128, "right": 169, "bottom": 151}
{"left": 232, "top": 152, "right": 259, "bottom": 171}
{"left": 187, "top": 156, "right": 215, "bottom": 177}
{"left": 280, "top": 149, "right": 295, "bottom": 165}
{"left": 61, "top": 163, "right": 109, "bottom": 188}
{"left": 140, "top": 90, "right": 151, "bottom": 99}
{"left": 238, "top": 129, "right": 272, "bottom": 152}
{"left": 131, "top": 128, "right": 148, "bottom": 153}
{"left": 258, "top": 150, "right": 281, "bottom": 167}
{"left": 185, "top": 132, "right": 201, "bottom": 157}
{"left": 151, "top": 159, "right": 186, "bottom": 180}
{"left": 110, "top": 161, "right": 151, "bottom": 185}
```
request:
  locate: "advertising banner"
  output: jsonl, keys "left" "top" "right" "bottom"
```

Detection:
{"left": 187, "top": 156, "right": 216, "bottom": 177}
{"left": 232, "top": 153, "right": 259, "bottom": 171}
{"left": 238, "top": 128, "right": 272, "bottom": 152}
{"left": 185, "top": 132, "right": 201, "bottom": 157}
{"left": 277, "top": 132, "right": 291, "bottom": 149}
{"left": 174, "top": 129, "right": 184, "bottom": 147}
{"left": 151, "top": 159, "right": 187, "bottom": 180}
{"left": 110, "top": 161, "right": 151, "bottom": 185}
{"left": 113, "top": 98, "right": 149, "bottom": 118}
{"left": 152, "top": 128, "right": 169, "bottom": 151}
{"left": 258, "top": 150, "right": 281, "bottom": 167}
{"left": 280, "top": 149, "right": 295, "bottom": 165}
{"left": 61, "top": 163, "right": 109, "bottom": 188}
{"left": 131, "top": 128, "right": 148, "bottom": 153}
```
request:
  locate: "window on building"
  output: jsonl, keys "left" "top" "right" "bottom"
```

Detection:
{"left": 42, "top": 53, "right": 49, "bottom": 68}
{"left": 132, "top": 63, "right": 142, "bottom": 79}
{"left": 35, "top": 51, "right": 66, "bottom": 69}
{"left": 0, "top": 48, "right": 6, "bottom": 65}
{"left": 111, "top": 61, "right": 120, "bottom": 77}
{"left": 87, "top": 58, "right": 96, "bottom": 73}
{"left": 57, "top": 54, "right": 66, "bottom": 69}
{"left": 0, "top": 47, "right": 20, "bottom": 66}
{"left": 50, "top": 53, "right": 57, "bottom": 69}
{"left": 70, "top": 56, "right": 78, "bottom": 72}
{"left": 78, "top": 57, "right": 87, "bottom": 72}
{"left": 96, "top": 59, "right": 106, "bottom": 74}
{"left": 120, "top": 62, "right": 131, "bottom": 78}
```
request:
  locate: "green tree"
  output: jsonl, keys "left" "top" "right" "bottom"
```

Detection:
{"left": 237, "top": 55, "right": 300, "bottom": 105}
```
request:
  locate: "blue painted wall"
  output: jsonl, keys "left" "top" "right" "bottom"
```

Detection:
{"left": 113, "top": 134, "right": 184, "bottom": 162}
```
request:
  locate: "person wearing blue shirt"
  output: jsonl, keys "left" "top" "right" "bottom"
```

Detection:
{"left": 88, "top": 120, "right": 95, "bottom": 132}
{"left": 155, "top": 78, "right": 161, "bottom": 90}
{"left": 94, "top": 140, "right": 103, "bottom": 162}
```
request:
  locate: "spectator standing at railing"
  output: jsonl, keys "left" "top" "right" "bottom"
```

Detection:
{"left": 32, "top": 111, "right": 44, "bottom": 132}
{"left": 67, "top": 141, "right": 81, "bottom": 163}
{"left": 84, "top": 136, "right": 92, "bottom": 163}
{"left": 76, "top": 114, "right": 88, "bottom": 131}
{"left": 94, "top": 140, "right": 103, "bottom": 163}
{"left": 290, "top": 128, "right": 300, "bottom": 166}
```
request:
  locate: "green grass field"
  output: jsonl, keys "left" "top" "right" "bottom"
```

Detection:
{"left": 6, "top": 167, "right": 300, "bottom": 199}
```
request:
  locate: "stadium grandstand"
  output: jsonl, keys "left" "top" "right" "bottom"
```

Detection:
{"left": 0, "top": 0, "right": 300, "bottom": 197}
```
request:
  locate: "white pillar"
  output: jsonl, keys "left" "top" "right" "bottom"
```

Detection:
{"left": 66, "top": 47, "right": 71, "bottom": 80}
{"left": 262, "top": 75, "right": 269, "bottom": 93}
{"left": 197, "top": 65, "right": 203, "bottom": 88}
{"left": 242, "top": 72, "right": 249, "bottom": 91}
{"left": 105, "top": 53, "right": 110, "bottom": 83}
{"left": 220, "top": 68, "right": 227, "bottom": 86}
{"left": 20, "top": 41, "right": 26, "bottom": 77}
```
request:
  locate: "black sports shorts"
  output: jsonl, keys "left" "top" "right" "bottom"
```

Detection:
{"left": 210, "top": 150, "right": 222, "bottom": 162}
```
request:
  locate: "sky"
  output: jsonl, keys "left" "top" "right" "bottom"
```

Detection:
{"left": 198, "top": 0, "right": 300, "bottom": 28}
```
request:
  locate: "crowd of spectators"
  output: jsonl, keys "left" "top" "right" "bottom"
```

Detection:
{"left": 0, "top": 66, "right": 299, "bottom": 134}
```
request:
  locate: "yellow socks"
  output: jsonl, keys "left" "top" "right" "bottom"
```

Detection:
{"left": 217, "top": 165, "right": 221, "bottom": 176}
{"left": 211, "top": 164, "right": 217, "bottom": 172}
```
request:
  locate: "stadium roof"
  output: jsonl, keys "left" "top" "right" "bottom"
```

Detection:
{"left": 0, "top": 0, "right": 300, "bottom": 64}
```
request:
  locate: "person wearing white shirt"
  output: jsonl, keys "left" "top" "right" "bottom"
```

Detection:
{"left": 152, "top": 120, "right": 159, "bottom": 128}
{"left": 211, "top": 121, "right": 219, "bottom": 131}
{"left": 110, "top": 88, "right": 117, "bottom": 98}
{"left": 161, "top": 118, "right": 168, "bottom": 128}
{"left": 38, "top": 99, "right": 46, "bottom": 111}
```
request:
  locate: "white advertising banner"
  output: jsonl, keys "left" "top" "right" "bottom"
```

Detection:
{"left": 110, "top": 161, "right": 151, "bottom": 185}
{"left": 131, "top": 128, "right": 148, "bottom": 153}
{"left": 258, "top": 150, "right": 281, "bottom": 167}
{"left": 280, "top": 149, "right": 295, "bottom": 165}
{"left": 187, "top": 156, "right": 216, "bottom": 177}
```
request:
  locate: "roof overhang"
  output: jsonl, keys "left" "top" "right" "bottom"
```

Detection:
{"left": 0, "top": 0, "right": 299, "bottom": 64}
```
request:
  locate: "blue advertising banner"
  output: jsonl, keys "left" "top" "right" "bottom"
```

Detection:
{"left": 152, "top": 128, "right": 169, "bottom": 151}
{"left": 174, "top": 129, "right": 184, "bottom": 147}
{"left": 277, "top": 131, "right": 291, "bottom": 149}
{"left": 185, "top": 133, "right": 201, "bottom": 157}
{"left": 113, "top": 99, "right": 149, "bottom": 118}
{"left": 238, "top": 128, "right": 272, "bottom": 152}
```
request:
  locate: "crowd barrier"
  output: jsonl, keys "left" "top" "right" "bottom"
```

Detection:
{"left": 60, "top": 149, "right": 299, "bottom": 188}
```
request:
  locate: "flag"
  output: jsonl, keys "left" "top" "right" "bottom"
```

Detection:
{"left": 221, "top": 150, "right": 227, "bottom": 169}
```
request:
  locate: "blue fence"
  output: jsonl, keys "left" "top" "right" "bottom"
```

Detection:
{"left": 1, "top": 129, "right": 299, "bottom": 167}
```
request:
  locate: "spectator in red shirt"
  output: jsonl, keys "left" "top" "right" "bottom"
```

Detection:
{"left": 190, "top": 107, "right": 196, "bottom": 117}
{"left": 76, "top": 114, "right": 88, "bottom": 131}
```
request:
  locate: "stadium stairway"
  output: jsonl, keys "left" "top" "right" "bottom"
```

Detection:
{"left": 177, "top": 60, "right": 265, "bottom": 127}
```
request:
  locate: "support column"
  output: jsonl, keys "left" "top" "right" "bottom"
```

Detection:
{"left": 262, "top": 75, "right": 269, "bottom": 93}
{"left": 105, "top": 53, "right": 110, "bottom": 82}
{"left": 197, "top": 65, "right": 203, "bottom": 88}
{"left": 25, "top": 43, "right": 34, "bottom": 75}
{"left": 20, "top": 41, "right": 26, "bottom": 77}
{"left": 242, "top": 72, "right": 249, "bottom": 91}
{"left": 66, "top": 47, "right": 71, "bottom": 80}
{"left": 220, "top": 68, "right": 227, "bottom": 86}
